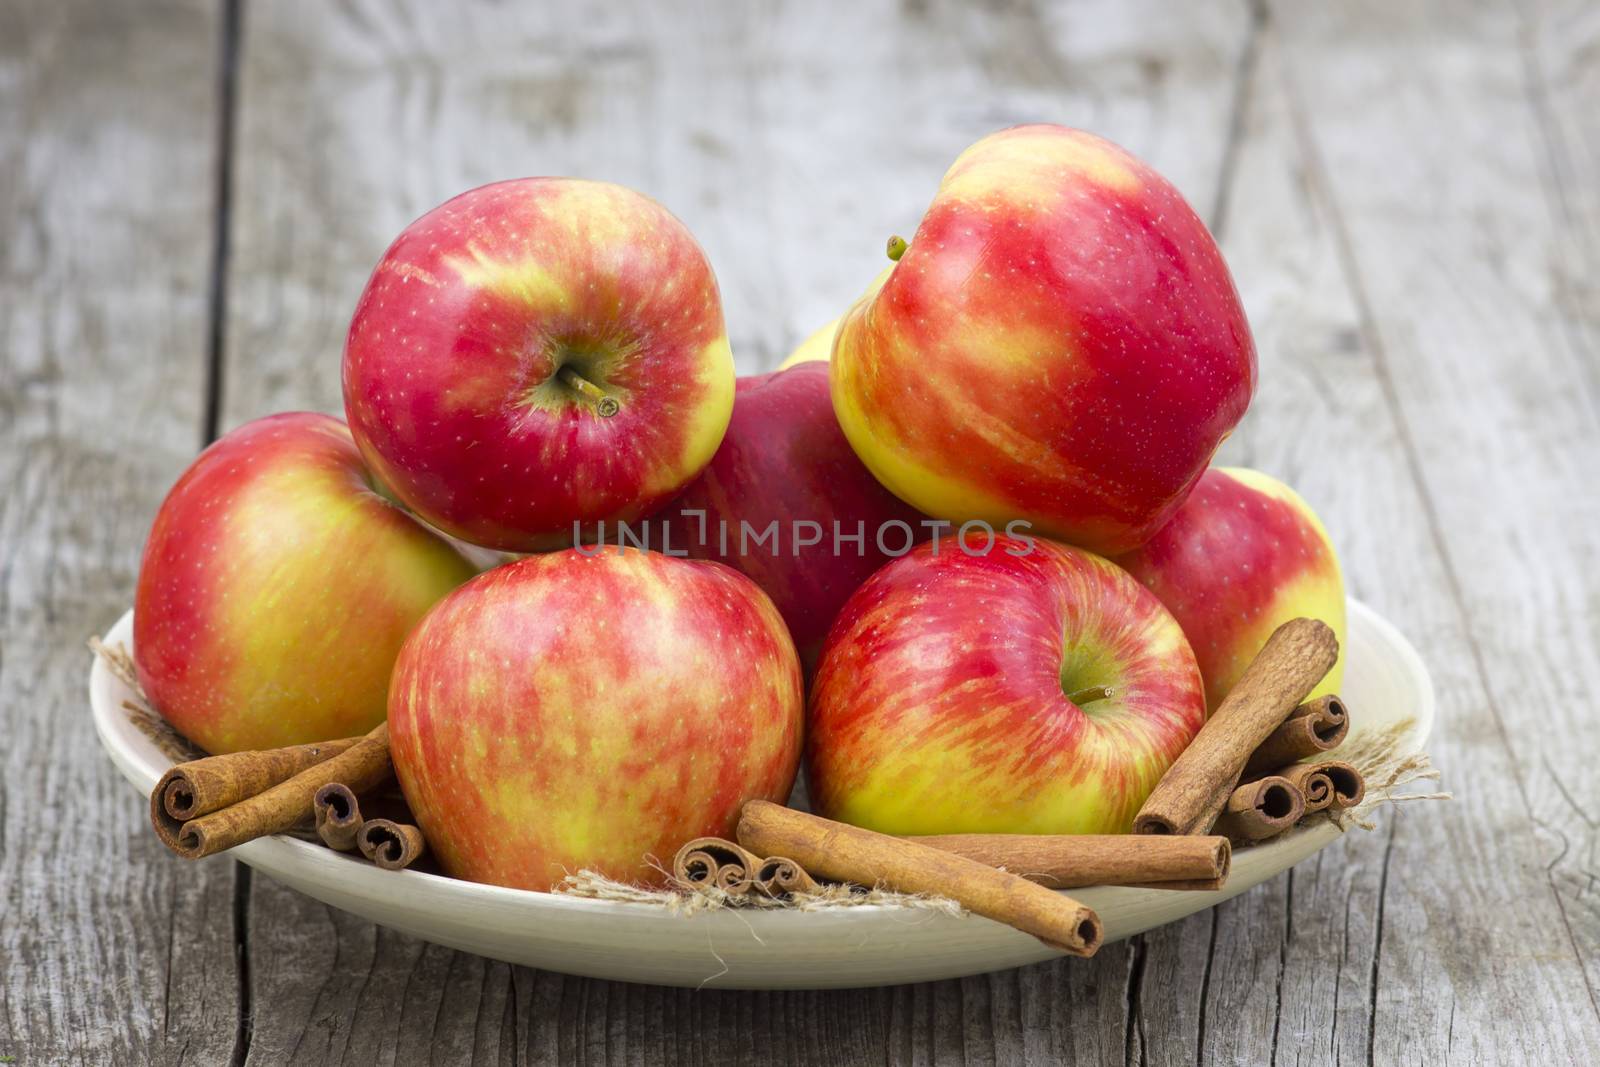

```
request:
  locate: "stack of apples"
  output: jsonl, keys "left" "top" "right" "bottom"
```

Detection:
{"left": 133, "top": 126, "right": 1345, "bottom": 891}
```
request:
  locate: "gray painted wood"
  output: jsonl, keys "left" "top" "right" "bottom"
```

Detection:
{"left": 1191, "top": 7, "right": 1600, "bottom": 1060}
{"left": 8, "top": 0, "right": 1600, "bottom": 1061}
{"left": 1266, "top": 0, "right": 1600, "bottom": 1058}
{"left": 0, "top": 2, "right": 242, "bottom": 1064}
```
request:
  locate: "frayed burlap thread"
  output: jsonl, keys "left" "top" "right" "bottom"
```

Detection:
{"left": 1320, "top": 719, "right": 1450, "bottom": 830}
{"left": 556, "top": 866, "right": 968, "bottom": 917}
{"left": 91, "top": 637, "right": 204, "bottom": 764}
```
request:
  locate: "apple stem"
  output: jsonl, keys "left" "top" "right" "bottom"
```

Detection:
{"left": 1066, "top": 685, "right": 1115, "bottom": 707}
{"left": 558, "top": 365, "right": 620, "bottom": 417}
{"left": 886, "top": 235, "right": 908, "bottom": 261}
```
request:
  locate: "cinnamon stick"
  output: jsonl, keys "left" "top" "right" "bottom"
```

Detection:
{"left": 1134, "top": 619, "right": 1338, "bottom": 836}
{"left": 1242, "top": 695, "right": 1348, "bottom": 776}
{"left": 755, "top": 855, "right": 820, "bottom": 896}
{"left": 357, "top": 819, "right": 427, "bottom": 871}
{"left": 1211, "top": 776, "right": 1306, "bottom": 843}
{"left": 1279, "top": 765, "right": 1336, "bottom": 812}
{"left": 1283, "top": 760, "right": 1364, "bottom": 810}
{"left": 152, "top": 723, "right": 392, "bottom": 859}
{"left": 150, "top": 737, "right": 362, "bottom": 845}
{"left": 908, "top": 833, "right": 1231, "bottom": 891}
{"left": 737, "top": 801, "right": 1102, "bottom": 956}
{"left": 313, "top": 783, "right": 364, "bottom": 852}
{"left": 672, "top": 837, "right": 763, "bottom": 895}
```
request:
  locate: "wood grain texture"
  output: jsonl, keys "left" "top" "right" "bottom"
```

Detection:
{"left": 0, "top": 1, "right": 241, "bottom": 1063}
{"left": 1518, "top": 0, "right": 1600, "bottom": 429}
{"left": 1502, "top": 0, "right": 1600, "bottom": 1005}
{"left": 1272, "top": 0, "right": 1600, "bottom": 1057}
{"left": 217, "top": 1, "right": 1249, "bottom": 1063}
{"left": 1200, "top": 3, "right": 1600, "bottom": 1060}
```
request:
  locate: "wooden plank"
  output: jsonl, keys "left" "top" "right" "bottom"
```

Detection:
{"left": 0, "top": 1, "right": 239, "bottom": 1063}
{"left": 1226, "top": 0, "right": 1600, "bottom": 1059}
{"left": 1519, "top": 0, "right": 1600, "bottom": 420}
{"left": 218, "top": 0, "right": 1253, "bottom": 1062}
{"left": 1521, "top": 0, "right": 1600, "bottom": 1004}
{"left": 1134, "top": 3, "right": 1600, "bottom": 1060}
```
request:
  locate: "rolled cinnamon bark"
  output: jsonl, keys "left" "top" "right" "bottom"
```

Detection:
{"left": 149, "top": 737, "right": 362, "bottom": 845}
{"left": 907, "top": 833, "right": 1231, "bottom": 891}
{"left": 357, "top": 819, "right": 427, "bottom": 871}
{"left": 313, "top": 783, "right": 363, "bottom": 851}
{"left": 1211, "top": 776, "right": 1306, "bottom": 843}
{"left": 1242, "top": 695, "right": 1348, "bottom": 777}
{"left": 1307, "top": 761, "right": 1363, "bottom": 809}
{"left": 755, "top": 855, "right": 820, "bottom": 896}
{"left": 1263, "top": 759, "right": 1365, "bottom": 814}
{"left": 1134, "top": 619, "right": 1338, "bottom": 836}
{"left": 1280, "top": 766, "right": 1336, "bottom": 812}
{"left": 153, "top": 723, "right": 392, "bottom": 859}
{"left": 672, "top": 837, "right": 763, "bottom": 895}
{"left": 1325, "top": 762, "right": 1364, "bottom": 809}
{"left": 737, "top": 801, "right": 1102, "bottom": 956}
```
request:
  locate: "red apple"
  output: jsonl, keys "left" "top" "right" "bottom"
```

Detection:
{"left": 134, "top": 412, "right": 477, "bottom": 754}
{"left": 343, "top": 178, "right": 735, "bottom": 552}
{"left": 388, "top": 548, "right": 804, "bottom": 889}
{"left": 832, "top": 125, "right": 1256, "bottom": 555}
{"left": 807, "top": 535, "right": 1205, "bottom": 835}
{"left": 656, "top": 362, "right": 927, "bottom": 667}
{"left": 1115, "top": 467, "right": 1346, "bottom": 710}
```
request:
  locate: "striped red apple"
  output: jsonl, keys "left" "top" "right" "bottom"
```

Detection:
{"left": 807, "top": 536, "right": 1206, "bottom": 835}
{"left": 832, "top": 125, "right": 1256, "bottom": 555}
{"left": 343, "top": 178, "right": 734, "bottom": 552}
{"left": 388, "top": 548, "right": 804, "bottom": 890}
{"left": 1116, "top": 467, "right": 1347, "bottom": 710}
{"left": 134, "top": 412, "right": 476, "bottom": 754}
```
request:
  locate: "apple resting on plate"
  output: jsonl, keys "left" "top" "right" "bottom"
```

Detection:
{"left": 134, "top": 412, "right": 476, "bottom": 754}
{"left": 806, "top": 536, "right": 1206, "bottom": 836}
{"left": 388, "top": 547, "right": 804, "bottom": 890}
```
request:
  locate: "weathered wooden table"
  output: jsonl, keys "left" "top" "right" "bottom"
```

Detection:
{"left": 4, "top": 0, "right": 1598, "bottom": 1061}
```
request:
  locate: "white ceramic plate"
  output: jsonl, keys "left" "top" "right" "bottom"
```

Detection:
{"left": 90, "top": 598, "right": 1432, "bottom": 989}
